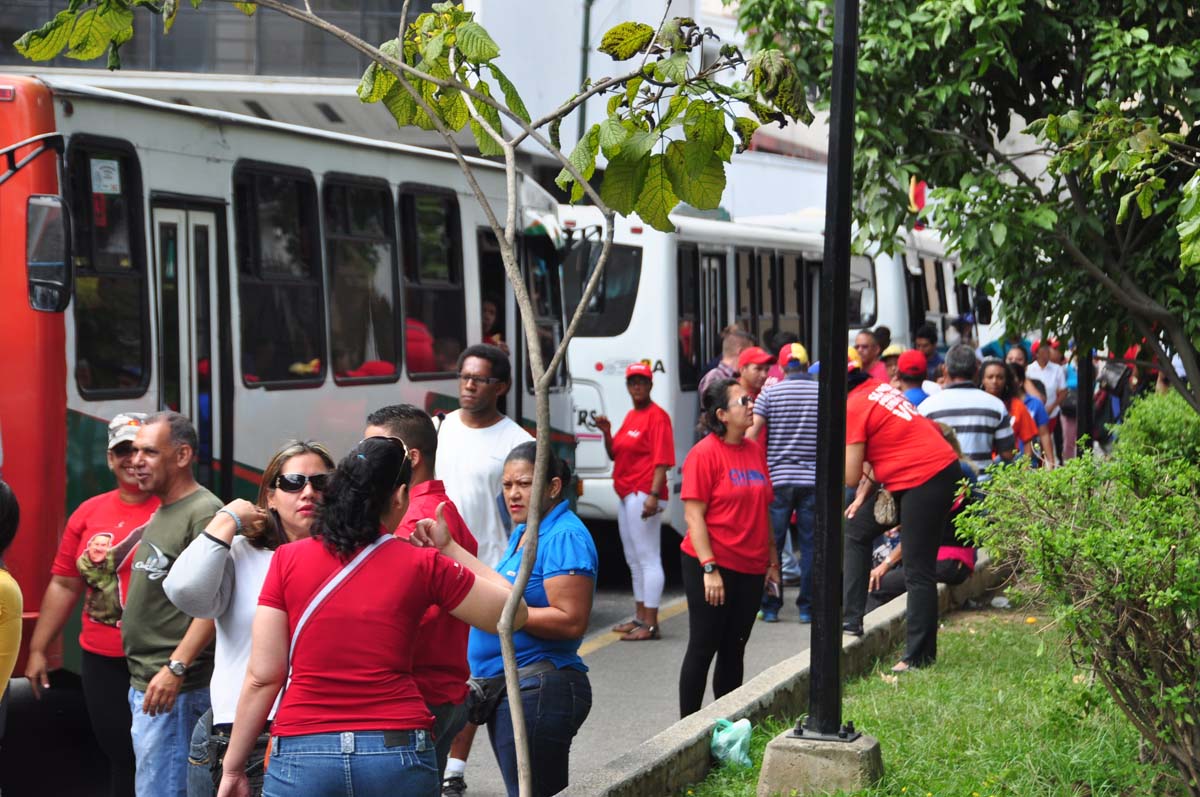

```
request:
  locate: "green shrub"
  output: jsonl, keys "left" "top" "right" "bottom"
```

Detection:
{"left": 959, "top": 452, "right": 1200, "bottom": 795}
{"left": 1114, "top": 390, "right": 1200, "bottom": 460}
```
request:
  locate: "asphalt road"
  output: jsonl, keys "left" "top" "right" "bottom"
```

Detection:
{"left": 0, "top": 522, "right": 816, "bottom": 796}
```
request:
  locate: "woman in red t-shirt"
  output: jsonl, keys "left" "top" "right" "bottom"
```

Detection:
{"left": 217, "top": 437, "right": 526, "bottom": 797}
{"left": 678, "top": 378, "right": 779, "bottom": 718}
{"left": 842, "top": 362, "right": 960, "bottom": 672}
{"left": 24, "top": 412, "right": 159, "bottom": 797}
{"left": 595, "top": 362, "right": 675, "bottom": 641}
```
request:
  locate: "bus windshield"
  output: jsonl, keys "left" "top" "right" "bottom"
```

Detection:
{"left": 561, "top": 237, "right": 643, "bottom": 338}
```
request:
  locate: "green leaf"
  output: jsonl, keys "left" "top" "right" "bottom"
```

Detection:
{"left": 619, "top": 129, "right": 656, "bottom": 160}
{"left": 1136, "top": 182, "right": 1155, "bottom": 219}
{"left": 664, "top": 140, "right": 726, "bottom": 210}
{"left": 624, "top": 76, "right": 643, "bottom": 107}
{"left": 715, "top": 127, "right": 734, "bottom": 163}
{"left": 991, "top": 221, "right": 1007, "bottom": 247}
{"left": 487, "top": 64, "right": 529, "bottom": 123}
{"left": 437, "top": 87, "right": 469, "bottom": 131}
{"left": 555, "top": 126, "right": 600, "bottom": 203}
{"left": 469, "top": 80, "right": 504, "bottom": 157}
{"left": 1116, "top": 190, "right": 1134, "bottom": 225}
{"left": 1178, "top": 174, "right": 1200, "bottom": 270}
{"left": 683, "top": 100, "right": 724, "bottom": 150}
{"left": 598, "top": 21, "right": 655, "bottom": 61}
{"left": 598, "top": 115, "right": 628, "bottom": 158}
{"left": 456, "top": 20, "right": 500, "bottom": 61}
{"left": 658, "top": 92, "right": 689, "bottom": 129}
{"left": 635, "top": 154, "right": 679, "bottom": 232}
{"left": 164, "top": 0, "right": 179, "bottom": 34}
{"left": 733, "top": 116, "right": 759, "bottom": 153}
{"left": 67, "top": 6, "right": 133, "bottom": 61}
{"left": 422, "top": 31, "right": 445, "bottom": 64}
{"left": 357, "top": 62, "right": 396, "bottom": 104}
{"left": 382, "top": 82, "right": 417, "bottom": 128}
{"left": 600, "top": 149, "right": 651, "bottom": 215}
{"left": 654, "top": 51, "right": 689, "bottom": 85}
{"left": 233, "top": 2, "right": 256, "bottom": 16}
{"left": 14, "top": 10, "right": 74, "bottom": 61}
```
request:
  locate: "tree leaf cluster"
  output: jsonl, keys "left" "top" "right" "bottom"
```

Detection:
{"left": 958, "top": 398, "right": 1200, "bottom": 792}
{"left": 733, "top": 0, "right": 1200, "bottom": 410}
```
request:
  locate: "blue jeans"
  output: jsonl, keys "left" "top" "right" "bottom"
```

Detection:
{"left": 129, "top": 685, "right": 211, "bottom": 797}
{"left": 761, "top": 485, "right": 816, "bottom": 614}
{"left": 487, "top": 668, "right": 592, "bottom": 797}
{"left": 263, "top": 730, "right": 436, "bottom": 797}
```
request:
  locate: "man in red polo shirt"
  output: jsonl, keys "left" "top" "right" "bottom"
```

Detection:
{"left": 365, "top": 404, "right": 478, "bottom": 782}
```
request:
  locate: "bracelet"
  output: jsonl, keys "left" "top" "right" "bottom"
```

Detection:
{"left": 216, "top": 507, "right": 243, "bottom": 533}
{"left": 699, "top": 557, "right": 716, "bottom": 567}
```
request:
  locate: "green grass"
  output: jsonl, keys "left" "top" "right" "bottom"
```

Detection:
{"left": 684, "top": 611, "right": 1176, "bottom": 797}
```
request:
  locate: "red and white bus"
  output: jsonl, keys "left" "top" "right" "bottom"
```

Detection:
{"left": 0, "top": 73, "right": 573, "bottom": 674}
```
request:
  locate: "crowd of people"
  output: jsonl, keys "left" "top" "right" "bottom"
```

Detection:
{"left": 0, "top": 322, "right": 1135, "bottom": 796}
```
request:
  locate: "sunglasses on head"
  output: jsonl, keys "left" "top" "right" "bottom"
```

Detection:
{"left": 274, "top": 473, "right": 331, "bottom": 493}
{"left": 357, "top": 436, "right": 412, "bottom": 490}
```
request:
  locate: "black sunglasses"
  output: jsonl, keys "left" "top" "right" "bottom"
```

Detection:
{"left": 110, "top": 442, "right": 135, "bottom": 457}
{"left": 274, "top": 473, "right": 331, "bottom": 493}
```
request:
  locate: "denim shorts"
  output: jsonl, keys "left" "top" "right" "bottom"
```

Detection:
{"left": 263, "top": 729, "right": 437, "bottom": 797}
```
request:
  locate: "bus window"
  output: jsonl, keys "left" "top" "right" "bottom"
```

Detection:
{"left": 848, "top": 255, "right": 876, "bottom": 327}
{"left": 921, "top": 257, "right": 943, "bottom": 314}
{"left": 233, "top": 165, "right": 326, "bottom": 387}
{"left": 677, "top": 245, "right": 701, "bottom": 390}
{"left": 735, "top": 248, "right": 754, "bottom": 332}
{"left": 756, "top": 249, "right": 775, "bottom": 339}
{"left": 67, "top": 142, "right": 149, "bottom": 396}
{"left": 561, "top": 240, "right": 643, "bottom": 337}
{"left": 400, "top": 190, "right": 466, "bottom": 376}
{"left": 778, "top": 251, "right": 803, "bottom": 341}
{"left": 523, "top": 235, "right": 567, "bottom": 391}
{"left": 324, "top": 179, "right": 400, "bottom": 384}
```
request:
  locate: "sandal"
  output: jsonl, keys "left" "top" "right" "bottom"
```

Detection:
{"left": 621, "top": 624, "right": 659, "bottom": 641}
{"left": 612, "top": 619, "right": 644, "bottom": 634}
{"left": 890, "top": 661, "right": 912, "bottom": 674}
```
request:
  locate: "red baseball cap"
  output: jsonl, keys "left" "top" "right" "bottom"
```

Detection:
{"left": 737, "top": 346, "right": 774, "bottom": 370}
{"left": 625, "top": 362, "right": 653, "bottom": 381}
{"left": 897, "top": 349, "right": 928, "bottom": 377}
{"left": 1031, "top": 337, "right": 1059, "bottom": 354}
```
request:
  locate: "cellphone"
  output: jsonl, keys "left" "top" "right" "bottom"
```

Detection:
{"left": 766, "top": 579, "right": 782, "bottom": 599}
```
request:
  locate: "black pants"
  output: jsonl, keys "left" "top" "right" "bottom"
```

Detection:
{"left": 81, "top": 649, "right": 136, "bottom": 797}
{"left": 679, "top": 553, "right": 764, "bottom": 717}
{"left": 843, "top": 461, "right": 960, "bottom": 667}
{"left": 865, "top": 559, "right": 971, "bottom": 612}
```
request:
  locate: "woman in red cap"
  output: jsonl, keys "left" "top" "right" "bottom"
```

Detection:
{"left": 595, "top": 362, "right": 675, "bottom": 640}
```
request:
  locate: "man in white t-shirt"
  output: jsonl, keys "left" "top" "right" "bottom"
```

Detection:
{"left": 435, "top": 343, "right": 530, "bottom": 797}
{"left": 1027, "top": 338, "right": 1067, "bottom": 457}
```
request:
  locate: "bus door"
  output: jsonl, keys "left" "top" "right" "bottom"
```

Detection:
{"left": 151, "top": 204, "right": 229, "bottom": 497}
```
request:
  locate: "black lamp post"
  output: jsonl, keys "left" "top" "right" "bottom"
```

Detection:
{"left": 796, "top": 0, "right": 861, "bottom": 742}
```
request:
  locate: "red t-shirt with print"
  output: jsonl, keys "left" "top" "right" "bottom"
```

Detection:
{"left": 258, "top": 535, "right": 474, "bottom": 735}
{"left": 395, "top": 481, "right": 478, "bottom": 706}
{"left": 50, "top": 490, "right": 159, "bottom": 657}
{"left": 680, "top": 434, "right": 773, "bottom": 575}
{"left": 611, "top": 402, "right": 675, "bottom": 500}
{"left": 846, "top": 378, "right": 957, "bottom": 491}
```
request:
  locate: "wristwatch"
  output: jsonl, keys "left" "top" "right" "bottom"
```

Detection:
{"left": 167, "top": 659, "right": 188, "bottom": 678}
{"left": 702, "top": 562, "right": 717, "bottom": 574}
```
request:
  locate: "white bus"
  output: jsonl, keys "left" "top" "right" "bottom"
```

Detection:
{"left": 560, "top": 205, "right": 993, "bottom": 532}
{"left": 2, "top": 73, "right": 571, "bottom": 671}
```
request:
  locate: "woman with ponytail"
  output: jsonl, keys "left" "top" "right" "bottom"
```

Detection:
{"left": 166, "top": 440, "right": 334, "bottom": 797}
{"left": 216, "top": 437, "right": 525, "bottom": 797}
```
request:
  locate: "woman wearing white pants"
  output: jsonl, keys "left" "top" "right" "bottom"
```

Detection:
{"left": 595, "top": 363, "right": 675, "bottom": 640}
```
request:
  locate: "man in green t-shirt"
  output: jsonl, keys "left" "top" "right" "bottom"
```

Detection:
{"left": 124, "top": 411, "right": 220, "bottom": 797}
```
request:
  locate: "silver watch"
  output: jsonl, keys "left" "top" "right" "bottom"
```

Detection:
{"left": 167, "top": 659, "right": 187, "bottom": 677}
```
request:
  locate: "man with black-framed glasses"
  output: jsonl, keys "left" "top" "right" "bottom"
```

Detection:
{"left": 434, "top": 344, "right": 529, "bottom": 797}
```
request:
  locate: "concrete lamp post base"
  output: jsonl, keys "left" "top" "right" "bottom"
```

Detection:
{"left": 756, "top": 731, "right": 883, "bottom": 797}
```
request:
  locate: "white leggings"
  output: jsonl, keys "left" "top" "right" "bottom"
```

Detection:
{"left": 616, "top": 491, "right": 665, "bottom": 609}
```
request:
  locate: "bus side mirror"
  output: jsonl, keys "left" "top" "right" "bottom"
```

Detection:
{"left": 27, "top": 194, "right": 71, "bottom": 313}
{"left": 973, "top": 291, "right": 993, "bottom": 326}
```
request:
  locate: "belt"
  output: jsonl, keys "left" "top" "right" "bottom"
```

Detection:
{"left": 476, "top": 659, "right": 558, "bottom": 691}
{"left": 212, "top": 721, "right": 272, "bottom": 737}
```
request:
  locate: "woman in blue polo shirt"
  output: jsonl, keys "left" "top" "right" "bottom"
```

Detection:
{"left": 468, "top": 441, "right": 598, "bottom": 797}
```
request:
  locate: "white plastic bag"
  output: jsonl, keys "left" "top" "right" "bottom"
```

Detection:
{"left": 710, "top": 718, "right": 753, "bottom": 768}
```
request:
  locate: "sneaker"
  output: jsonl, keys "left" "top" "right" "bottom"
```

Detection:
{"left": 842, "top": 621, "right": 863, "bottom": 637}
{"left": 797, "top": 609, "right": 812, "bottom": 624}
{"left": 442, "top": 776, "right": 467, "bottom": 797}
{"left": 760, "top": 609, "right": 779, "bottom": 623}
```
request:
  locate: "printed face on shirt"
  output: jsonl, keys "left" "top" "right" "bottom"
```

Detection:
{"left": 86, "top": 532, "right": 114, "bottom": 564}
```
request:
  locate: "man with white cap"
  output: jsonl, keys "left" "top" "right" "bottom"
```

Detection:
{"left": 25, "top": 412, "right": 160, "bottom": 797}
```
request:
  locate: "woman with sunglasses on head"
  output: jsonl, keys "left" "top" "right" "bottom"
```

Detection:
{"left": 164, "top": 440, "right": 334, "bottom": 797}
{"left": 678, "top": 379, "right": 778, "bottom": 718}
{"left": 24, "top": 413, "right": 159, "bottom": 797}
{"left": 216, "top": 436, "right": 524, "bottom": 797}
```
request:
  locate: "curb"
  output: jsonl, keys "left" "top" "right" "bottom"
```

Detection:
{"left": 559, "top": 551, "right": 1005, "bottom": 797}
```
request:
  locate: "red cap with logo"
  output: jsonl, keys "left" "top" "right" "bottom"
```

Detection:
{"left": 737, "top": 346, "right": 774, "bottom": 370}
{"left": 625, "top": 362, "right": 653, "bottom": 381}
